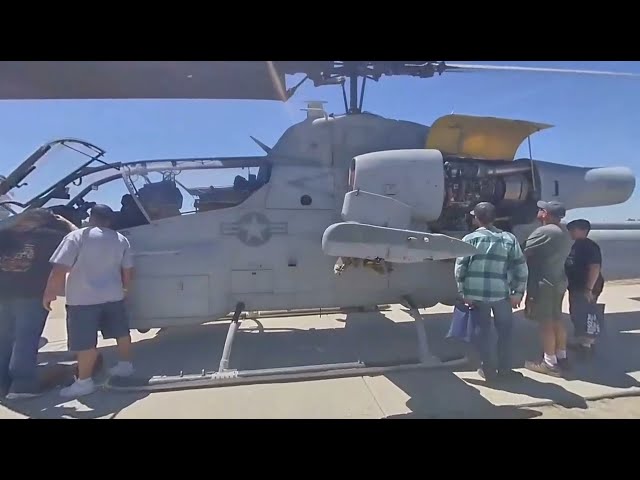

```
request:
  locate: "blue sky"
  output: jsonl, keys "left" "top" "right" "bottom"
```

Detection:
{"left": 1, "top": 61, "right": 639, "bottom": 221}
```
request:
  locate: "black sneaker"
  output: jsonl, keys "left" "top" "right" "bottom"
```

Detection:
{"left": 497, "top": 369, "right": 524, "bottom": 380}
{"left": 524, "top": 360, "right": 562, "bottom": 378}
{"left": 568, "top": 342, "right": 594, "bottom": 359}
{"left": 477, "top": 367, "right": 498, "bottom": 382}
{"left": 557, "top": 357, "right": 571, "bottom": 371}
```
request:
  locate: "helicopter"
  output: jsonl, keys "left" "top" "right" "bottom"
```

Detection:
{"left": 0, "top": 61, "right": 637, "bottom": 391}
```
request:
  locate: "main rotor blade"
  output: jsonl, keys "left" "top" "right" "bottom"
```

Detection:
{"left": 0, "top": 61, "right": 290, "bottom": 100}
{"left": 446, "top": 63, "right": 640, "bottom": 78}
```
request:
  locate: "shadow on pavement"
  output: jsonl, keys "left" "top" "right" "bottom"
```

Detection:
{"left": 0, "top": 349, "right": 149, "bottom": 419}
{"left": 2, "top": 296, "right": 639, "bottom": 419}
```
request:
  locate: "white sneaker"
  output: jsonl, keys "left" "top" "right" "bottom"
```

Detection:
{"left": 108, "top": 361, "right": 134, "bottom": 378}
{"left": 60, "top": 378, "right": 96, "bottom": 399}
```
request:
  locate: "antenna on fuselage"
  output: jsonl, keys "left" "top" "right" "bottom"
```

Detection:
{"left": 301, "top": 100, "right": 328, "bottom": 120}
{"left": 249, "top": 136, "right": 272, "bottom": 154}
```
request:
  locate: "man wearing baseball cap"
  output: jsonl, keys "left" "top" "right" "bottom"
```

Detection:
{"left": 455, "top": 202, "right": 529, "bottom": 381}
{"left": 565, "top": 219, "right": 605, "bottom": 353}
{"left": 523, "top": 200, "right": 572, "bottom": 377}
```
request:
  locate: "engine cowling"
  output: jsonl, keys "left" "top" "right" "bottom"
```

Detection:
{"left": 349, "top": 149, "right": 445, "bottom": 222}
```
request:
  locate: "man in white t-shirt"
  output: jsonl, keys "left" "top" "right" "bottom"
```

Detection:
{"left": 43, "top": 205, "right": 135, "bottom": 398}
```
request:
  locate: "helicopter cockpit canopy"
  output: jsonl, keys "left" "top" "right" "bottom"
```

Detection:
{"left": 118, "top": 158, "right": 270, "bottom": 227}
{"left": 0, "top": 138, "right": 271, "bottom": 231}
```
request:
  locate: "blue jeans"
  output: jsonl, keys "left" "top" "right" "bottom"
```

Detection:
{"left": 0, "top": 298, "right": 49, "bottom": 394}
{"left": 470, "top": 298, "right": 514, "bottom": 373}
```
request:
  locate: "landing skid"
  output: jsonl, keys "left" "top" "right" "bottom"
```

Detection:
{"left": 105, "top": 298, "right": 468, "bottom": 393}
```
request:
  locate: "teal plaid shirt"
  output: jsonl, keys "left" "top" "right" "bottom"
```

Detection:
{"left": 454, "top": 226, "right": 529, "bottom": 303}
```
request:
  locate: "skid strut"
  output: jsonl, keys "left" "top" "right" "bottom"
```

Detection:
{"left": 106, "top": 299, "right": 468, "bottom": 393}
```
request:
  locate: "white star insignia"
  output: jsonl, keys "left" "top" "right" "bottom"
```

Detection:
{"left": 243, "top": 215, "right": 268, "bottom": 242}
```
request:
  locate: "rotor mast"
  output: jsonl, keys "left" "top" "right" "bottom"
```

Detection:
{"left": 343, "top": 62, "right": 368, "bottom": 114}
{"left": 315, "top": 61, "right": 450, "bottom": 115}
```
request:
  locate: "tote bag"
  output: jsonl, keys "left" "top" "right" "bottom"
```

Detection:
{"left": 446, "top": 302, "right": 478, "bottom": 343}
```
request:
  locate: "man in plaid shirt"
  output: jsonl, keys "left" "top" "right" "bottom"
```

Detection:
{"left": 454, "top": 202, "right": 529, "bottom": 381}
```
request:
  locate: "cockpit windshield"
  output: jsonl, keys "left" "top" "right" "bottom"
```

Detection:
{"left": 0, "top": 138, "right": 111, "bottom": 215}
{"left": 0, "top": 143, "right": 271, "bottom": 230}
{"left": 117, "top": 160, "right": 269, "bottom": 228}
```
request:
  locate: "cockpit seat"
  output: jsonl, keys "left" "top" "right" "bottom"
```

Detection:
{"left": 137, "top": 180, "right": 183, "bottom": 220}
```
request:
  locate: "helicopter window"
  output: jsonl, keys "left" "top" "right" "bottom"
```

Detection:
{"left": 126, "top": 164, "right": 269, "bottom": 221}
{"left": 61, "top": 174, "right": 173, "bottom": 229}
{"left": 4, "top": 153, "right": 271, "bottom": 228}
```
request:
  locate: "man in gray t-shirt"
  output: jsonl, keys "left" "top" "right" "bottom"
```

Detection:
{"left": 43, "top": 205, "right": 135, "bottom": 398}
{"left": 523, "top": 200, "right": 572, "bottom": 378}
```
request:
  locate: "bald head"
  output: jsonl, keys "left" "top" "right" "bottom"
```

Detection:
{"left": 89, "top": 204, "right": 115, "bottom": 228}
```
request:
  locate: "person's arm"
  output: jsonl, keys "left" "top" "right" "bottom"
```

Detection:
{"left": 120, "top": 237, "right": 134, "bottom": 295}
{"left": 508, "top": 237, "right": 529, "bottom": 305}
{"left": 43, "top": 233, "right": 79, "bottom": 311}
{"left": 584, "top": 242, "right": 603, "bottom": 296}
{"left": 54, "top": 214, "right": 78, "bottom": 233}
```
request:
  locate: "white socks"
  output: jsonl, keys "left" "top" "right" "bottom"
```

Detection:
{"left": 544, "top": 350, "right": 568, "bottom": 368}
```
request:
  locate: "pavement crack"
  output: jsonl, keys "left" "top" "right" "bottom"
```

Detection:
{"left": 360, "top": 376, "right": 387, "bottom": 417}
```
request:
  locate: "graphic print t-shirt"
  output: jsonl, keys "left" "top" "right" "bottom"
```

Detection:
{"left": 564, "top": 237, "right": 605, "bottom": 296}
{"left": 0, "top": 229, "right": 66, "bottom": 300}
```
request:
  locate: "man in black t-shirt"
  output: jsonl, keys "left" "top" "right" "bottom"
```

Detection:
{"left": 564, "top": 219, "right": 604, "bottom": 353}
{"left": 0, "top": 209, "right": 76, "bottom": 398}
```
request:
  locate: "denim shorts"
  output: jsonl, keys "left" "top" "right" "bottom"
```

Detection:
{"left": 66, "top": 301, "right": 131, "bottom": 352}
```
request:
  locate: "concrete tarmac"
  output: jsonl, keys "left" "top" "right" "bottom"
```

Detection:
{"left": 1, "top": 280, "right": 640, "bottom": 419}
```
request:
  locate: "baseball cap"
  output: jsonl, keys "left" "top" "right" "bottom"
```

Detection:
{"left": 537, "top": 200, "right": 566, "bottom": 218}
{"left": 567, "top": 219, "right": 591, "bottom": 231}
{"left": 469, "top": 202, "right": 496, "bottom": 223}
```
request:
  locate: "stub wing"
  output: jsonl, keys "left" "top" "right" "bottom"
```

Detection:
{"left": 322, "top": 222, "right": 478, "bottom": 263}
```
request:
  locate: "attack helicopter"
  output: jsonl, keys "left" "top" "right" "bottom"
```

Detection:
{"left": 0, "top": 61, "right": 637, "bottom": 390}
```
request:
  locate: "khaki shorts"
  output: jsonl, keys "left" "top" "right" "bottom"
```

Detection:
{"left": 525, "top": 283, "right": 566, "bottom": 323}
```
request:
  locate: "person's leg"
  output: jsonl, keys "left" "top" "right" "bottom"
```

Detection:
{"left": 568, "top": 291, "right": 580, "bottom": 338}
{"left": 568, "top": 291, "right": 595, "bottom": 352}
{"left": 589, "top": 293, "right": 602, "bottom": 345}
{"left": 553, "top": 289, "right": 569, "bottom": 368}
{"left": 525, "top": 287, "right": 562, "bottom": 377}
{"left": 469, "top": 302, "right": 496, "bottom": 380}
{"left": 6, "top": 298, "right": 49, "bottom": 398}
{"left": 491, "top": 299, "right": 522, "bottom": 378}
{"left": 60, "top": 304, "right": 101, "bottom": 398}
{"left": 99, "top": 301, "right": 134, "bottom": 377}
{"left": 0, "top": 301, "right": 16, "bottom": 397}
